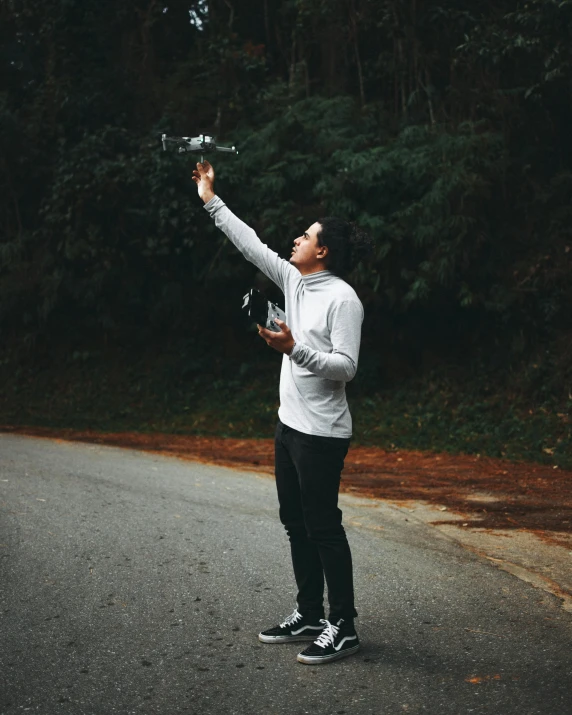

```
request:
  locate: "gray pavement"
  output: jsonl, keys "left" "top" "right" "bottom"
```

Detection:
{"left": 1, "top": 434, "right": 571, "bottom": 715}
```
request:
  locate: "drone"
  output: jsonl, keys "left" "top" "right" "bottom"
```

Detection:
{"left": 161, "top": 133, "right": 238, "bottom": 163}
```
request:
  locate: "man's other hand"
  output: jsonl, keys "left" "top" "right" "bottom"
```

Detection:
{"left": 257, "top": 319, "right": 296, "bottom": 355}
{"left": 192, "top": 160, "right": 216, "bottom": 203}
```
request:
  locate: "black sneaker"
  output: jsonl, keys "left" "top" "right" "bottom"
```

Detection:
{"left": 297, "top": 619, "right": 360, "bottom": 664}
{"left": 258, "top": 608, "right": 325, "bottom": 643}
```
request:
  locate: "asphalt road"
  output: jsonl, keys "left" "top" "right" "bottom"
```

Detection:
{"left": 1, "top": 434, "right": 571, "bottom": 715}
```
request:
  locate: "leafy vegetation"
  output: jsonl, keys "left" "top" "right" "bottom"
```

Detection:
{"left": 1, "top": 1, "right": 571, "bottom": 464}
{"left": 0, "top": 342, "right": 569, "bottom": 468}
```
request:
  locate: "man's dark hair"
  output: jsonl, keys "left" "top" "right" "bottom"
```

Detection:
{"left": 316, "top": 217, "right": 374, "bottom": 277}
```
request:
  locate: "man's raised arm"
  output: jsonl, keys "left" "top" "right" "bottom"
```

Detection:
{"left": 192, "top": 161, "right": 296, "bottom": 293}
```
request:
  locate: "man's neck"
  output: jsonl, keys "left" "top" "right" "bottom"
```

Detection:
{"left": 297, "top": 265, "right": 329, "bottom": 277}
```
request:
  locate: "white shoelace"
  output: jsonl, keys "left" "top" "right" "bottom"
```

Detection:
{"left": 280, "top": 608, "right": 303, "bottom": 628}
{"left": 314, "top": 619, "right": 339, "bottom": 648}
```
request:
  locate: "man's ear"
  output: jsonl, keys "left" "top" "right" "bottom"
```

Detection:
{"left": 317, "top": 245, "right": 329, "bottom": 261}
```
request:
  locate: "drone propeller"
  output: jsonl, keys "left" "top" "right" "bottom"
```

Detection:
{"left": 161, "top": 135, "right": 186, "bottom": 150}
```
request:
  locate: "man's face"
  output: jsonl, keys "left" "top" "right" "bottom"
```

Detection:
{"left": 290, "top": 222, "right": 328, "bottom": 275}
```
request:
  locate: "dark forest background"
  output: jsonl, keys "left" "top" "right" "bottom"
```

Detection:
{"left": 1, "top": 0, "right": 571, "bottom": 465}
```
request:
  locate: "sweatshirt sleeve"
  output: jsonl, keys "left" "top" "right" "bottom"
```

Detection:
{"left": 204, "top": 196, "right": 297, "bottom": 293}
{"left": 289, "top": 299, "right": 363, "bottom": 382}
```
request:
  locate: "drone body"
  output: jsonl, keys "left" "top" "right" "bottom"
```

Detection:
{"left": 161, "top": 133, "right": 237, "bottom": 163}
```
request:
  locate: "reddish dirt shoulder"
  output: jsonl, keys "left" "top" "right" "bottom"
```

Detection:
{"left": 3, "top": 426, "right": 571, "bottom": 547}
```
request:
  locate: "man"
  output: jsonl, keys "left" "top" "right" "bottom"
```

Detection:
{"left": 192, "top": 160, "right": 368, "bottom": 664}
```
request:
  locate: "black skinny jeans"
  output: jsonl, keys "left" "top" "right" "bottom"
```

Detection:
{"left": 274, "top": 420, "right": 358, "bottom": 623}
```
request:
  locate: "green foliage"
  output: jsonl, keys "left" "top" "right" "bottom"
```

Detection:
{"left": 1, "top": 0, "right": 571, "bottom": 422}
{"left": 0, "top": 343, "right": 569, "bottom": 469}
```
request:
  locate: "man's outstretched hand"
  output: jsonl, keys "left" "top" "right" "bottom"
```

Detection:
{"left": 192, "top": 160, "right": 216, "bottom": 203}
{"left": 257, "top": 319, "right": 296, "bottom": 355}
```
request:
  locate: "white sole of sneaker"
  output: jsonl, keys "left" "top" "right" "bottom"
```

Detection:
{"left": 258, "top": 633, "right": 318, "bottom": 643}
{"left": 296, "top": 643, "right": 361, "bottom": 664}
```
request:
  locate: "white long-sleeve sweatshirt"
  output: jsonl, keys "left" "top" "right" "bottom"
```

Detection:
{"left": 204, "top": 196, "right": 364, "bottom": 438}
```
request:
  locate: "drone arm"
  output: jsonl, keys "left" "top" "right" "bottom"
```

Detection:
{"left": 161, "top": 135, "right": 237, "bottom": 158}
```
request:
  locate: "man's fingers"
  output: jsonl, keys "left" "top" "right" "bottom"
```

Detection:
{"left": 257, "top": 326, "right": 276, "bottom": 344}
{"left": 202, "top": 160, "right": 215, "bottom": 179}
{"left": 274, "top": 319, "right": 290, "bottom": 334}
{"left": 196, "top": 161, "right": 214, "bottom": 182}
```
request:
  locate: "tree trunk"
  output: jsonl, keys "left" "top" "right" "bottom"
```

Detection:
{"left": 348, "top": 0, "right": 365, "bottom": 107}
{"left": 288, "top": 29, "right": 297, "bottom": 93}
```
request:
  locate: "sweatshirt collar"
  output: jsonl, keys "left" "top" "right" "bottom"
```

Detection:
{"left": 300, "top": 269, "right": 334, "bottom": 287}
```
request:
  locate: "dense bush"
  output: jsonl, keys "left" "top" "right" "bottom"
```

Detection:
{"left": 0, "top": 0, "right": 571, "bottom": 405}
